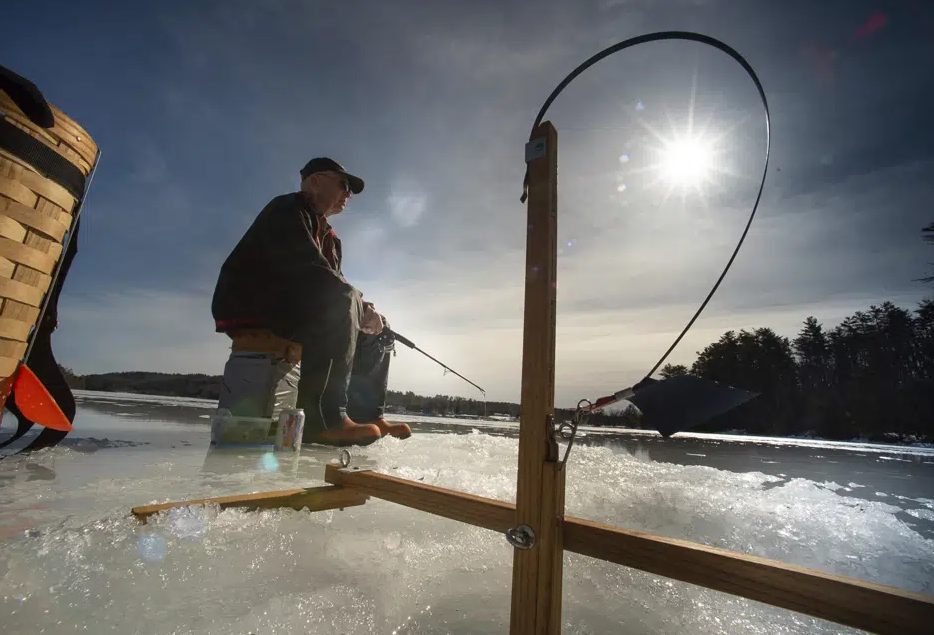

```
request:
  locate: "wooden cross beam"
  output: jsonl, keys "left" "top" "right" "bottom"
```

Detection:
{"left": 131, "top": 484, "right": 367, "bottom": 522}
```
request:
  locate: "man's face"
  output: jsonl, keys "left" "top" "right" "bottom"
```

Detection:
{"left": 315, "top": 171, "right": 352, "bottom": 215}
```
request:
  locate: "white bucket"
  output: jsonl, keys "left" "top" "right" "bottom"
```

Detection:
{"left": 210, "top": 408, "right": 277, "bottom": 449}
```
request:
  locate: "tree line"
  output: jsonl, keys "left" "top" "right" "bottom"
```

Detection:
{"left": 658, "top": 298, "right": 934, "bottom": 442}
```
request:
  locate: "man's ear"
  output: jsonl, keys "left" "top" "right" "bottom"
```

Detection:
{"left": 300, "top": 174, "right": 317, "bottom": 193}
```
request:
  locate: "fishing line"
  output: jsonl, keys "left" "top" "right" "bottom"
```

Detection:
{"left": 521, "top": 30, "right": 771, "bottom": 383}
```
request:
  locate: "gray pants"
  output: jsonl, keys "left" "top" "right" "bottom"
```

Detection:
{"left": 271, "top": 289, "right": 392, "bottom": 435}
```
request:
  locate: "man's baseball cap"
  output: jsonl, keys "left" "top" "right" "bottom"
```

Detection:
{"left": 300, "top": 157, "right": 365, "bottom": 194}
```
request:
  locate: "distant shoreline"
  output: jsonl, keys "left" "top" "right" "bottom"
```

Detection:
{"left": 72, "top": 388, "right": 934, "bottom": 451}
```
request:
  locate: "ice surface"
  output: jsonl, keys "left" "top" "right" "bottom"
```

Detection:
{"left": 1, "top": 397, "right": 932, "bottom": 635}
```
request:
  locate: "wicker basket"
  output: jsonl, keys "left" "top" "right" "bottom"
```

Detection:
{"left": 0, "top": 87, "right": 97, "bottom": 391}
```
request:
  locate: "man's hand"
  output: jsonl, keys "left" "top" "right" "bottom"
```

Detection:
{"left": 361, "top": 304, "right": 384, "bottom": 335}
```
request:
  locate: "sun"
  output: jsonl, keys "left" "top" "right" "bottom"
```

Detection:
{"left": 620, "top": 72, "right": 744, "bottom": 206}
{"left": 628, "top": 126, "right": 726, "bottom": 206}
{"left": 658, "top": 134, "right": 715, "bottom": 188}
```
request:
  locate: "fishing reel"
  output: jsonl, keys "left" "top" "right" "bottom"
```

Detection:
{"left": 376, "top": 328, "right": 397, "bottom": 356}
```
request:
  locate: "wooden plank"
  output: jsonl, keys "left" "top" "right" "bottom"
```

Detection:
{"left": 131, "top": 484, "right": 368, "bottom": 523}
{"left": 324, "top": 463, "right": 514, "bottom": 532}
{"left": 563, "top": 516, "right": 934, "bottom": 635}
{"left": 510, "top": 120, "right": 563, "bottom": 635}
{"left": 536, "top": 460, "right": 566, "bottom": 634}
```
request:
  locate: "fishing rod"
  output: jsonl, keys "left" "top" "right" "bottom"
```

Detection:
{"left": 378, "top": 328, "right": 486, "bottom": 396}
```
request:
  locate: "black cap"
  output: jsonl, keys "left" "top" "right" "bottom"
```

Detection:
{"left": 299, "top": 157, "right": 365, "bottom": 194}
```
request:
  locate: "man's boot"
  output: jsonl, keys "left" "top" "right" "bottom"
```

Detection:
{"left": 369, "top": 419, "right": 412, "bottom": 439}
{"left": 305, "top": 415, "right": 382, "bottom": 447}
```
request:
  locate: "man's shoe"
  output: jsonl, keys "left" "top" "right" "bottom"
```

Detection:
{"left": 369, "top": 418, "right": 412, "bottom": 439}
{"left": 304, "top": 416, "right": 382, "bottom": 447}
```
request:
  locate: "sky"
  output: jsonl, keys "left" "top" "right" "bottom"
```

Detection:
{"left": 2, "top": 0, "right": 933, "bottom": 407}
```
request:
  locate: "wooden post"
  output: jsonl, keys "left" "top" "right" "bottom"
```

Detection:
{"left": 510, "top": 121, "right": 565, "bottom": 635}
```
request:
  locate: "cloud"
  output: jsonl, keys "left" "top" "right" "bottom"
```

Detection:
{"left": 387, "top": 180, "right": 428, "bottom": 228}
{"left": 56, "top": 288, "right": 227, "bottom": 376}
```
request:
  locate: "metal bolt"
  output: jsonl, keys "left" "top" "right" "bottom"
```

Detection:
{"left": 506, "top": 524, "right": 536, "bottom": 550}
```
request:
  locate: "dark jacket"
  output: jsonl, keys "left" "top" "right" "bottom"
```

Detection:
{"left": 211, "top": 192, "right": 366, "bottom": 338}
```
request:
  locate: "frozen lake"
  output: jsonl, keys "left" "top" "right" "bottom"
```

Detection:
{"left": 1, "top": 390, "right": 933, "bottom": 634}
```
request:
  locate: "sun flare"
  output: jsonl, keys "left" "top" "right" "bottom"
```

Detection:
{"left": 618, "top": 73, "right": 745, "bottom": 206}
{"left": 659, "top": 135, "right": 715, "bottom": 188}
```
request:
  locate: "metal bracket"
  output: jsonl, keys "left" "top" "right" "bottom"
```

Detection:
{"left": 525, "top": 138, "right": 547, "bottom": 163}
{"left": 545, "top": 413, "right": 559, "bottom": 462}
{"left": 506, "top": 524, "right": 536, "bottom": 550}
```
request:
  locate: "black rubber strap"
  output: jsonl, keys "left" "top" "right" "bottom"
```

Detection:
{"left": 0, "top": 117, "right": 86, "bottom": 200}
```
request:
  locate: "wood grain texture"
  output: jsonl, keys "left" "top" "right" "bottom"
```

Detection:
{"left": 0, "top": 276, "right": 44, "bottom": 307}
{"left": 0, "top": 196, "right": 69, "bottom": 241}
{"left": 0, "top": 316, "right": 32, "bottom": 341}
{"left": 563, "top": 516, "right": 934, "bottom": 635}
{"left": 324, "top": 463, "right": 515, "bottom": 532}
{"left": 536, "top": 461, "right": 566, "bottom": 634}
{"left": 0, "top": 236, "right": 56, "bottom": 274}
{"left": 511, "top": 120, "right": 562, "bottom": 635}
{"left": 131, "top": 484, "right": 368, "bottom": 523}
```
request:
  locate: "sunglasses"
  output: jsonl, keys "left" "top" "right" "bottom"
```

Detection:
{"left": 320, "top": 172, "right": 351, "bottom": 194}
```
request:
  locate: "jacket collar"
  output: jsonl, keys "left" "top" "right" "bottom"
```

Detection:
{"left": 298, "top": 191, "right": 333, "bottom": 232}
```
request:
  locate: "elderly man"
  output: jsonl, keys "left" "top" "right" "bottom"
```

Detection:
{"left": 211, "top": 157, "right": 412, "bottom": 446}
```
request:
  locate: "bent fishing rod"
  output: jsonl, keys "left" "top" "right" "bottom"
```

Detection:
{"left": 379, "top": 328, "right": 486, "bottom": 396}
{"left": 521, "top": 30, "right": 771, "bottom": 416}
